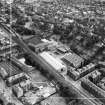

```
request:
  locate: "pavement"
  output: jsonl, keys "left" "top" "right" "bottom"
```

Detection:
{"left": 64, "top": 75, "right": 103, "bottom": 105}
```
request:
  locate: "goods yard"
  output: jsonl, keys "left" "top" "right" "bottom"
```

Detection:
{"left": 0, "top": 0, "right": 105, "bottom": 105}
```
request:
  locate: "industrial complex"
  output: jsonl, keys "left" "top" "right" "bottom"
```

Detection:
{"left": 0, "top": 0, "right": 105, "bottom": 105}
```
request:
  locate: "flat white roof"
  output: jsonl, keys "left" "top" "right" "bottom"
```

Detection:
{"left": 40, "top": 52, "right": 66, "bottom": 71}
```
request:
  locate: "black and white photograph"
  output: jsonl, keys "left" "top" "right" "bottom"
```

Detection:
{"left": 0, "top": 0, "right": 105, "bottom": 105}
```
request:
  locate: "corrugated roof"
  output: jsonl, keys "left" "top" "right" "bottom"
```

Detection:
{"left": 40, "top": 52, "right": 66, "bottom": 71}
{"left": 62, "top": 53, "right": 84, "bottom": 68}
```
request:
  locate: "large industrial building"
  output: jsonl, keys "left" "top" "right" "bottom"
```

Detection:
{"left": 0, "top": 0, "right": 105, "bottom": 105}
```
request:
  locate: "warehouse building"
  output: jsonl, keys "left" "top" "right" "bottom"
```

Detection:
{"left": 39, "top": 51, "right": 67, "bottom": 74}
{"left": 62, "top": 52, "right": 84, "bottom": 68}
{"left": 6, "top": 73, "right": 30, "bottom": 86}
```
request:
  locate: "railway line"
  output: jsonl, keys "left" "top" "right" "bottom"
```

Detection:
{"left": 0, "top": 23, "right": 100, "bottom": 105}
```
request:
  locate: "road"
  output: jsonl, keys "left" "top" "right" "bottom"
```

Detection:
{"left": 0, "top": 23, "right": 102, "bottom": 105}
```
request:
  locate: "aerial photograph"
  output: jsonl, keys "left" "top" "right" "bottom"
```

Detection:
{"left": 0, "top": 0, "right": 105, "bottom": 105}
